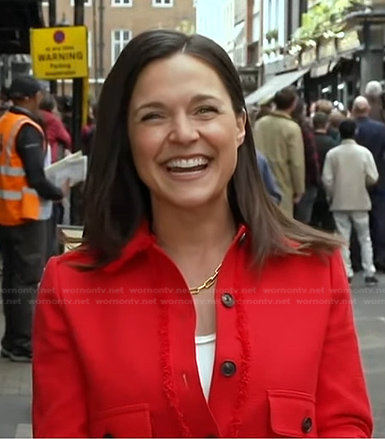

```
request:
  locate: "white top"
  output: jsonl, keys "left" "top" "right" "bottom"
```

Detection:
{"left": 195, "top": 333, "right": 216, "bottom": 401}
{"left": 322, "top": 139, "right": 379, "bottom": 211}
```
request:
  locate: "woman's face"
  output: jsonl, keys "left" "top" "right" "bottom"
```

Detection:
{"left": 128, "top": 53, "right": 246, "bottom": 210}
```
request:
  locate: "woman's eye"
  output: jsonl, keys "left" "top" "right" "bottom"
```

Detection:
{"left": 141, "top": 113, "right": 163, "bottom": 121}
{"left": 197, "top": 106, "right": 218, "bottom": 115}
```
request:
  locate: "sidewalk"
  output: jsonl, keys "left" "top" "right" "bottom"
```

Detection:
{"left": 0, "top": 310, "right": 32, "bottom": 438}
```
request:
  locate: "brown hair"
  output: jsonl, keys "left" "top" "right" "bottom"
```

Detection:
{"left": 312, "top": 112, "right": 329, "bottom": 130}
{"left": 315, "top": 99, "right": 333, "bottom": 115}
{"left": 77, "top": 30, "right": 342, "bottom": 270}
{"left": 329, "top": 110, "right": 345, "bottom": 129}
{"left": 273, "top": 87, "right": 298, "bottom": 111}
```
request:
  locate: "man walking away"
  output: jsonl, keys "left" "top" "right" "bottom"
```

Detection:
{"left": 253, "top": 87, "right": 305, "bottom": 217}
{"left": 292, "top": 99, "right": 320, "bottom": 224}
{"left": 364, "top": 80, "right": 385, "bottom": 124}
{"left": 0, "top": 76, "right": 64, "bottom": 362}
{"left": 322, "top": 119, "right": 378, "bottom": 285}
{"left": 353, "top": 96, "right": 385, "bottom": 272}
{"left": 311, "top": 112, "right": 337, "bottom": 231}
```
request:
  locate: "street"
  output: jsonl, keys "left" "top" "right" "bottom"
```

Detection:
{"left": 0, "top": 273, "right": 384, "bottom": 438}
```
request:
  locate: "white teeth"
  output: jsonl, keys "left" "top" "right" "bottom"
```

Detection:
{"left": 166, "top": 157, "right": 209, "bottom": 168}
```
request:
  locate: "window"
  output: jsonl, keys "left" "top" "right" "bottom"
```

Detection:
{"left": 152, "top": 0, "right": 173, "bottom": 7}
{"left": 112, "top": 0, "right": 133, "bottom": 5}
{"left": 111, "top": 30, "right": 131, "bottom": 65}
{"left": 70, "top": 0, "right": 92, "bottom": 6}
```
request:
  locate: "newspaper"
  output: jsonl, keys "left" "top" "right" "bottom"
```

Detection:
{"left": 45, "top": 151, "right": 88, "bottom": 187}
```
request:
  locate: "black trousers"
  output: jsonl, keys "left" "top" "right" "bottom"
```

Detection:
{"left": 46, "top": 203, "right": 64, "bottom": 260}
{"left": 310, "top": 189, "right": 336, "bottom": 232}
{"left": 0, "top": 220, "right": 47, "bottom": 352}
{"left": 370, "top": 194, "right": 385, "bottom": 267}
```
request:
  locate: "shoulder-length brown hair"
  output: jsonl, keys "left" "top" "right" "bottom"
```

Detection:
{"left": 80, "top": 29, "right": 342, "bottom": 269}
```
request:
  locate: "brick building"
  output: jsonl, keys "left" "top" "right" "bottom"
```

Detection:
{"left": 41, "top": 0, "right": 196, "bottom": 95}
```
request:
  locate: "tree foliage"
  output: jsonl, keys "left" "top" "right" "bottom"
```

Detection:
{"left": 292, "top": 0, "right": 370, "bottom": 43}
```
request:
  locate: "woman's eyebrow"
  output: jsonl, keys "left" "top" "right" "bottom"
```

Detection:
{"left": 133, "top": 94, "right": 221, "bottom": 115}
{"left": 134, "top": 101, "right": 165, "bottom": 114}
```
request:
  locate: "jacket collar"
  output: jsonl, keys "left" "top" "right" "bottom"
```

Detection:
{"left": 103, "top": 220, "right": 248, "bottom": 273}
{"left": 340, "top": 139, "right": 357, "bottom": 145}
{"left": 103, "top": 221, "right": 155, "bottom": 273}
{"left": 10, "top": 105, "right": 40, "bottom": 123}
{"left": 270, "top": 110, "right": 293, "bottom": 120}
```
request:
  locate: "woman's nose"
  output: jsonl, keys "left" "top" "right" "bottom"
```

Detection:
{"left": 168, "top": 115, "right": 199, "bottom": 145}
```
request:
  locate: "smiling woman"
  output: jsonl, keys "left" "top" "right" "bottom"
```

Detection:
{"left": 127, "top": 54, "right": 245, "bottom": 212}
{"left": 32, "top": 30, "right": 373, "bottom": 438}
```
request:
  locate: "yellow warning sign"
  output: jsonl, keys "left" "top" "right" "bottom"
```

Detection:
{"left": 30, "top": 26, "right": 88, "bottom": 80}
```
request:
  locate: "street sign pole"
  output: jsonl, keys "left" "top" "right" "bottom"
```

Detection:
{"left": 72, "top": 0, "right": 85, "bottom": 153}
{"left": 48, "top": 0, "right": 57, "bottom": 95}
{"left": 70, "top": 0, "right": 86, "bottom": 226}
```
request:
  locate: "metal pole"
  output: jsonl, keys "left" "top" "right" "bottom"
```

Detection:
{"left": 48, "top": 0, "right": 57, "bottom": 94}
{"left": 98, "top": 0, "right": 105, "bottom": 82}
{"left": 70, "top": 0, "right": 86, "bottom": 226}
{"left": 92, "top": 0, "right": 99, "bottom": 98}
{"left": 72, "top": 0, "right": 85, "bottom": 152}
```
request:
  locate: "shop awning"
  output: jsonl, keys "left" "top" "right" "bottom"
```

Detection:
{"left": 245, "top": 68, "right": 309, "bottom": 106}
{"left": 0, "top": 0, "right": 44, "bottom": 54}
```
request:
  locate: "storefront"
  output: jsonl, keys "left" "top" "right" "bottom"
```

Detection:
{"left": 301, "top": 29, "right": 362, "bottom": 109}
{"left": 0, "top": 0, "right": 44, "bottom": 86}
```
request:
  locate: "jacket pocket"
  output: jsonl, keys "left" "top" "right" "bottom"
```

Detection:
{"left": 89, "top": 403, "right": 152, "bottom": 438}
{"left": 268, "top": 389, "right": 317, "bottom": 437}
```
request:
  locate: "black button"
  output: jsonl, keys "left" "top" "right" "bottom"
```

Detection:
{"left": 103, "top": 434, "right": 114, "bottom": 438}
{"left": 221, "top": 360, "right": 236, "bottom": 377}
{"left": 206, "top": 435, "right": 218, "bottom": 438}
{"left": 221, "top": 292, "right": 235, "bottom": 308}
{"left": 238, "top": 232, "right": 247, "bottom": 246}
{"left": 302, "top": 417, "right": 313, "bottom": 434}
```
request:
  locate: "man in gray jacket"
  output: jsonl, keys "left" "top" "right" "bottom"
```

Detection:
{"left": 322, "top": 119, "right": 378, "bottom": 285}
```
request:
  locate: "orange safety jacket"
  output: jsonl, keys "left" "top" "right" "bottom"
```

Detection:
{"left": 0, "top": 111, "right": 51, "bottom": 226}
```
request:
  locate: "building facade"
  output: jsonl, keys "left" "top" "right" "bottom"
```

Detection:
{"left": 231, "top": 0, "right": 263, "bottom": 95}
{"left": 195, "top": 0, "right": 234, "bottom": 56}
{"left": 41, "top": 0, "right": 196, "bottom": 95}
{"left": 250, "top": 0, "right": 385, "bottom": 109}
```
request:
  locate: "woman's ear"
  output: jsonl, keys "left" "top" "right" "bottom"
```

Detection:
{"left": 236, "top": 109, "right": 247, "bottom": 147}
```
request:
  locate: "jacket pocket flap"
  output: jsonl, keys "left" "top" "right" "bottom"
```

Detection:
{"left": 90, "top": 403, "right": 152, "bottom": 438}
{"left": 268, "top": 390, "right": 316, "bottom": 437}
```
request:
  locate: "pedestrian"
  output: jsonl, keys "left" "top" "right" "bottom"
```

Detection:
{"left": 353, "top": 96, "right": 385, "bottom": 272}
{"left": 291, "top": 99, "right": 320, "bottom": 224}
{"left": 364, "top": 80, "right": 385, "bottom": 124}
{"left": 322, "top": 119, "right": 379, "bottom": 285}
{"left": 256, "top": 151, "right": 281, "bottom": 204}
{"left": 39, "top": 93, "right": 72, "bottom": 162}
{"left": 311, "top": 112, "right": 337, "bottom": 231}
{"left": 314, "top": 99, "right": 340, "bottom": 143}
{"left": 328, "top": 109, "right": 345, "bottom": 143}
{"left": 253, "top": 87, "right": 305, "bottom": 217}
{"left": 81, "top": 101, "right": 98, "bottom": 158}
{"left": 33, "top": 30, "right": 372, "bottom": 438}
{"left": 39, "top": 93, "right": 72, "bottom": 257}
{"left": 0, "top": 76, "right": 65, "bottom": 363}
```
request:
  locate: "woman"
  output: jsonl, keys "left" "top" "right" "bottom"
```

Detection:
{"left": 39, "top": 93, "right": 72, "bottom": 163}
{"left": 32, "top": 30, "right": 372, "bottom": 438}
{"left": 291, "top": 99, "right": 321, "bottom": 225}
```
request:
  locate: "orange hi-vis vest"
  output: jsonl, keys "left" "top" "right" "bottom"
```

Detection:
{"left": 0, "top": 111, "right": 50, "bottom": 226}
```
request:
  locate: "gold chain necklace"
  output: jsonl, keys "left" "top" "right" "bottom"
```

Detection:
{"left": 189, "top": 264, "right": 222, "bottom": 295}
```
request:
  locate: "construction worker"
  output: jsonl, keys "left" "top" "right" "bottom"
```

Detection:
{"left": 0, "top": 76, "right": 64, "bottom": 362}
